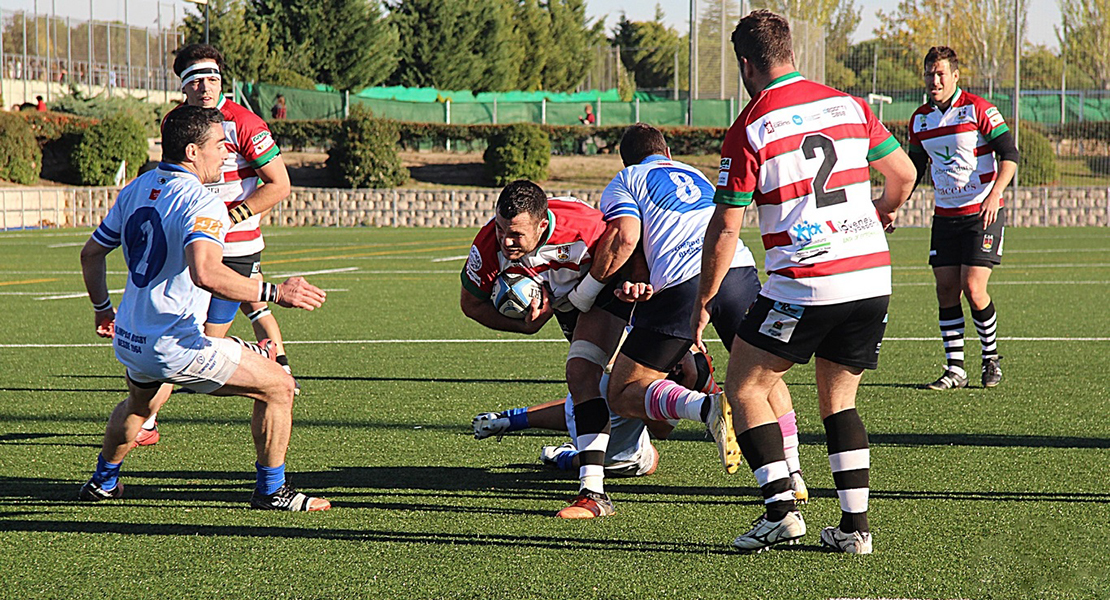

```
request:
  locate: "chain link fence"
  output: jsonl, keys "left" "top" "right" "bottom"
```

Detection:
{"left": 1, "top": 7, "right": 183, "bottom": 106}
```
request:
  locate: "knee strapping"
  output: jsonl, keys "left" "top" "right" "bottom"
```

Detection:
{"left": 567, "top": 340, "right": 609, "bottom": 367}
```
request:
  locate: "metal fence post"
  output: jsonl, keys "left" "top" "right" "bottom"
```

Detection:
{"left": 541, "top": 98, "right": 547, "bottom": 125}
{"left": 634, "top": 97, "right": 640, "bottom": 123}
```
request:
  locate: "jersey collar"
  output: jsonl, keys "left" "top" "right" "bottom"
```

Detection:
{"left": 764, "top": 71, "right": 804, "bottom": 91}
{"left": 641, "top": 154, "right": 670, "bottom": 164}
{"left": 215, "top": 95, "right": 227, "bottom": 111}
{"left": 536, "top": 208, "right": 555, "bottom": 249}
{"left": 157, "top": 162, "right": 201, "bottom": 181}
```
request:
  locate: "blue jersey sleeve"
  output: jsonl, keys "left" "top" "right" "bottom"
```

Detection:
{"left": 599, "top": 170, "right": 642, "bottom": 222}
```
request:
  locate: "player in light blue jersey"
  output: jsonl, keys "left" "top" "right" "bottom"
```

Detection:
{"left": 565, "top": 123, "right": 807, "bottom": 504}
{"left": 78, "top": 106, "right": 330, "bottom": 512}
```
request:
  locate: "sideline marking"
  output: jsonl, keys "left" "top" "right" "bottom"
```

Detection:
{"left": 3, "top": 336, "right": 1106, "bottom": 349}
{"left": 270, "top": 266, "right": 360, "bottom": 278}
{"left": 36, "top": 288, "right": 124, "bottom": 301}
{"left": 432, "top": 255, "right": 468, "bottom": 263}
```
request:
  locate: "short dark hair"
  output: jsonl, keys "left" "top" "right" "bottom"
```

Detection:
{"left": 173, "top": 43, "right": 226, "bottom": 77}
{"left": 161, "top": 105, "right": 223, "bottom": 163}
{"left": 619, "top": 123, "right": 669, "bottom": 167}
{"left": 496, "top": 180, "right": 548, "bottom": 221}
{"left": 924, "top": 46, "right": 959, "bottom": 72}
{"left": 731, "top": 10, "right": 793, "bottom": 73}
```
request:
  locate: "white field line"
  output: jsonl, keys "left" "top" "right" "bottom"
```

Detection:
{"left": 894, "top": 280, "right": 1110, "bottom": 286}
{"left": 269, "top": 266, "right": 359, "bottom": 278}
{"left": 46, "top": 242, "right": 86, "bottom": 248}
{"left": 35, "top": 288, "right": 125, "bottom": 301}
{"left": 431, "top": 255, "right": 469, "bottom": 263}
{"left": 2, "top": 336, "right": 1107, "bottom": 349}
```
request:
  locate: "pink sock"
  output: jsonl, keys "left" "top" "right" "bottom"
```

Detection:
{"left": 778, "top": 410, "right": 801, "bottom": 473}
{"left": 645, "top": 379, "right": 705, "bottom": 422}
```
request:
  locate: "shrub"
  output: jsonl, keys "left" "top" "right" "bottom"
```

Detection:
{"left": 50, "top": 89, "right": 174, "bottom": 137}
{"left": 1017, "top": 125, "right": 1058, "bottom": 185}
{"left": 326, "top": 108, "right": 408, "bottom": 188}
{"left": 483, "top": 122, "right": 551, "bottom": 185}
{"left": 71, "top": 114, "right": 148, "bottom": 186}
{"left": 0, "top": 112, "right": 42, "bottom": 184}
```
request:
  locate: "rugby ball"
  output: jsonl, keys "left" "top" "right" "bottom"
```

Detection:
{"left": 493, "top": 273, "right": 543, "bottom": 319}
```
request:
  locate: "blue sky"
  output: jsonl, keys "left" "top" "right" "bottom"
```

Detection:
{"left": 3, "top": 0, "right": 1063, "bottom": 49}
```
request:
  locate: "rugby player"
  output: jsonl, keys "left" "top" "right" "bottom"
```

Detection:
{"left": 460, "top": 181, "right": 630, "bottom": 519}
{"left": 78, "top": 105, "right": 329, "bottom": 511}
{"left": 694, "top": 10, "right": 917, "bottom": 554}
{"left": 134, "top": 44, "right": 296, "bottom": 446}
{"left": 910, "top": 46, "right": 1018, "bottom": 390}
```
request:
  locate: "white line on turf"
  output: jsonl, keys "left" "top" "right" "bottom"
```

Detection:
{"left": 270, "top": 266, "right": 359, "bottom": 278}
{"left": 35, "top": 288, "right": 125, "bottom": 300}
{"left": 3, "top": 336, "right": 1107, "bottom": 348}
{"left": 46, "top": 242, "right": 86, "bottom": 248}
{"left": 431, "top": 255, "right": 468, "bottom": 262}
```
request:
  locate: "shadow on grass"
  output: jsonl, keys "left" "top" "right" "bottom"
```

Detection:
{"left": 665, "top": 429, "right": 1110, "bottom": 449}
{"left": 55, "top": 373, "right": 568, "bottom": 386}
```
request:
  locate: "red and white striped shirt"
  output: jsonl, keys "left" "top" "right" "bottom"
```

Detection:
{"left": 207, "top": 97, "right": 281, "bottom": 257}
{"left": 462, "top": 197, "right": 606, "bottom": 302}
{"left": 908, "top": 88, "right": 1009, "bottom": 216}
{"left": 716, "top": 72, "right": 899, "bottom": 305}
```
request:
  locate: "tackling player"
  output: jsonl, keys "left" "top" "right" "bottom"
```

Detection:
{"left": 460, "top": 181, "right": 631, "bottom": 519}
{"left": 134, "top": 44, "right": 296, "bottom": 445}
{"left": 567, "top": 123, "right": 809, "bottom": 504}
{"left": 77, "top": 106, "right": 329, "bottom": 511}
{"left": 910, "top": 46, "right": 1018, "bottom": 390}
{"left": 694, "top": 10, "right": 916, "bottom": 554}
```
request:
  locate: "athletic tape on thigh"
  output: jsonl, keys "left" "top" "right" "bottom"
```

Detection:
{"left": 567, "top": 340, "right": 609, "bottom": 366}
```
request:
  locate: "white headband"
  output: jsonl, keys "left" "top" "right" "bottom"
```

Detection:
{"left": 180, "top": 60, "right": 221, "bottom": 89}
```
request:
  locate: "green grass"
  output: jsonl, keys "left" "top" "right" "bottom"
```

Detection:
{"left": 0, "top": 226, "right": 1108, "bottom": 599}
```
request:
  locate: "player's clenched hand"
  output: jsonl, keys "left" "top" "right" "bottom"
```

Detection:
{"left": 94, "top": 308, "right": 115, "bottom": 339}
{"left": 276, "top": 276, "right": 327, "bottom": 310}
{"left": 614, "top": 280, "right": 653, "bottom": 303}
{"left": 521, "top": 286, "right": 553, "bottom": 334}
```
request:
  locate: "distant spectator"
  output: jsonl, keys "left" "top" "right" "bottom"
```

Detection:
{"left": 36, "top": 96, "right": 47, "bottom": 112}
{"left": 578, "top": 103, "right": 595, "bottom": 125}
{"left": 271, "top": 95, "right": 287, "bottom": 120}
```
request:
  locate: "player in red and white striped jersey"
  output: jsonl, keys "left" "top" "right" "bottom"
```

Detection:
{"left": 693, "top": 10, "right": 917, "bottom": 554}
{"left": 133, "top": 44, "right": 295, "bottom": 446}
{"left": 460, "top": 181, "right": 631, "bottom": 519}
{"left": 909, "top": 47, "right": 1019, "bottom": 390}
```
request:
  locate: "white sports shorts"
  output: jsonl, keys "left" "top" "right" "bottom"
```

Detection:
{"left": 126, "top": 336, "right": 243, "bottom": 394}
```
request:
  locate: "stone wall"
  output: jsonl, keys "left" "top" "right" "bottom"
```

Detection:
{"left": 3, "top": 185, "right": 1108, "bottom": 230}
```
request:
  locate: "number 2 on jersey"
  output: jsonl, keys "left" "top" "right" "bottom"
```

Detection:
{"left": 802, "top": 134, "right": 847, "bottom": 209}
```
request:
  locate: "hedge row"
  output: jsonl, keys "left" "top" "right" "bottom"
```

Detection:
{"left": 0, "top": 111, "right": 146, "bottom": 186}
{"left": 269, "top": 119, "right": 729, "bottom": 156}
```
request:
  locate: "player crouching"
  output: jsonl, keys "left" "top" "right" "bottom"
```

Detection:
{"left": 77, "top": 106, "right": 329, "bottom": 512}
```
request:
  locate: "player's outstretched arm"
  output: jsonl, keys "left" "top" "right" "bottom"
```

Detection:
{"left": 186, "top": 240, "right": 324, "bottom": 310}
{"left": 79, "top": 238, "right": 116, "bottom": 338}
{"left": 871, "top": 147, "right": 917, "bottom": 231}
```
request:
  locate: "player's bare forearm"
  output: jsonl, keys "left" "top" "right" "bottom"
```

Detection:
{"left": 871, "top": 147, "right": 917, "bottom": 218}
{"left": 692, "top": 206, "right": 741, "bottom": 348}
{"left": 980, "top": 160, "right": 1015, "bottom": 227}
{"left": 240, "top": 157, "right": 291, "bottom": 215}
{"left": 460, "top": 288, "right": 550, "bottom": 334}
{"left": 80, "top": 239, "right": 112, "bottom": 307}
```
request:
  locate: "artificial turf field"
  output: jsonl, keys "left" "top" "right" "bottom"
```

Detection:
{"left": 0, "top": 225, "right": 1107, "bottom": 600}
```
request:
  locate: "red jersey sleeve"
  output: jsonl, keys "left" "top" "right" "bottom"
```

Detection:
{"left": 853, "top": 96, "right": 900, "bottom": 162}
{"left": 226, "top": 104, "right": 281, "bottom": 169}
{"left": 461, "top": 223, "right": 502, "bottom": 300}
{"left": 975, "top": 97, "right": 1010, "bottom": 141}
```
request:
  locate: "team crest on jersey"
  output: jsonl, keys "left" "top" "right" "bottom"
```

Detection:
{"left": 555, "top": 245, "right": 570, "bottom": 262}
{"left": 956, "top": 106, "right": 975, "bottom": 123}
{"left": 982, "top": 234, "right": 995, "bottom": 251}
{"left": 465, "top": 245, "right": 483, "bottom": 285}
{"left": 917, "top": 115, "right": 928, "bottom": 131}
{"left": 148, "top": 189, "right": 162, "bottom": 200}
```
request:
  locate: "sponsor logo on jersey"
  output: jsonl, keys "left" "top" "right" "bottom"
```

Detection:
{"left": 822, "top": 105, "right": 847, "bottom": 119}
{"left": 251, "top": 131, "right": 274, "bottom": 155}
{"left": 917, "top": 115, "right": 928, "bottom": 131}
{"left": 937, "top": 145, "right": 959, "bottom": 165}
{"left": 985, "top": 106, "right": 1005, "bottom": 127}
{"left": 192, "top": 217, "right": 223, "bottom": 237}
{"left": 792, "top": 115, "right": 804, "bottom": 125}
{"left": 465, "top": 245, "right": 483, "bottom": 285}
{"left": 148, "top": 189, "right": 162, "bottom": 201}
{"left": 982, "top": 234, "right": 994, "bottom": 251}
{"left": 828, "top": 215, "right": 879, "bottom": 235}
{"left": 791, "top": 220, "right": 825, "bottom": 243}
{"left": 719, "top": 158, "right": 732, "bottom": 171}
